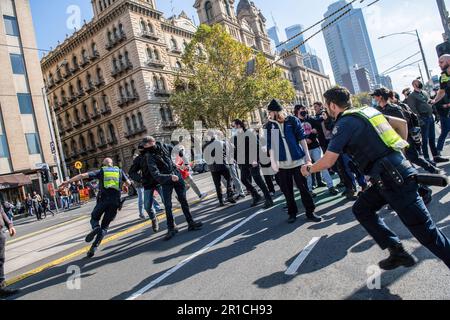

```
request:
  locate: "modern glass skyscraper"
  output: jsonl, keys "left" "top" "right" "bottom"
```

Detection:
{"left": 284, "top": 24, "right": 312, "bottom": 55}
{"left": 322, "top": 0, "right": 380, "bottom": 93}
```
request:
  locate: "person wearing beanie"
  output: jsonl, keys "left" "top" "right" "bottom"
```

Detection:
{"left": 265, "top": 99, "right": 321, "bottom": 224}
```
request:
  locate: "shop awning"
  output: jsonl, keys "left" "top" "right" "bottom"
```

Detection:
{"left": 0, "top": 173, "right": 32, "bottom": 190}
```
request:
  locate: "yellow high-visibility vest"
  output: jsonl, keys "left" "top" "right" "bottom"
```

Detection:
{"left": 102, "top": 166, "right": 120, "bottom": 190}
{"left": 343, "top": 107, "right": 409, "bottom": 152}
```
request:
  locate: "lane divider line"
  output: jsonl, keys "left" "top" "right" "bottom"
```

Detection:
{"left": 126, "top": 195, "right": 285, "bottom": 300}
{"left": 285, "top": 237, "right": 321, "bottom": 276}
{"left": 5, "top": 193, "right": 216, "bottom": 287}
{"left": 6, "top": 215, "right": 90, "bottom": 246}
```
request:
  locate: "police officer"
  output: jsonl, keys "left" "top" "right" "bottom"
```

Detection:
{"left": 0, "top": 204, "right": 19, "bottom": 297}
{"left": 372, "top": 88, "right": 437, "bottom": 204}
{"left": 60, "top": 158, "right": 131, "bottom": 258}
{"left": 301, "top": 86, "right": 450, "bottom": 270}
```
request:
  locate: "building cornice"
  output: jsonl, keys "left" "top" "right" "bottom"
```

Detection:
{"left": 41, "top": 1, "right": 164, "bottom": 70}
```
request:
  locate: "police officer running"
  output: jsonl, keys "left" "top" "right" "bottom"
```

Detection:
{"left": 301, "top": 86, "right": 450, "bottom": 270}
{"left": 60, "top": 158, "right": 131, "bottom": 258}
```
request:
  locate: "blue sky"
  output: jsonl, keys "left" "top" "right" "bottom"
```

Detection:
{"left": 31, "top": 0, "right": 449, "bottom": 93}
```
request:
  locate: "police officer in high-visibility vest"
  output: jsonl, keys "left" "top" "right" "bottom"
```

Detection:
{"left": 60, "top": 158, "right": 131, "bottom": 258}
{"left": 301, "top": 86, "right": 450, "bottom": 270}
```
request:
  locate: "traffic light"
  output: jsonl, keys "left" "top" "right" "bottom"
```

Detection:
{"left": 52, "top": 172, "right": 58, "bottom": 181}
{"left": 40, "top": 169, "right": 50, "bottom": 184}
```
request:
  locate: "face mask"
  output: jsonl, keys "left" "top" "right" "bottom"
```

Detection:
{"left": 231, "top": 128, "right": 238, "bottom": 136}
{"left": 300, "top": 111, "right": 308, "bottom": 117}
{"left": 372, "top": 99, "right": 378, "bottom": 108}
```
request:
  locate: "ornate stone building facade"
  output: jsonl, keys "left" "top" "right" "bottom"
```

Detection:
{"left": 41, "top": 0, "right": 331, "bottom": 174}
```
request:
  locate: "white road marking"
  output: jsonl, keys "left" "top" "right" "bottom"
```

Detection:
{"left": 285, "top": 237, "right": 321, "bottom": 276}
{"left": 126, "top": 195, "right": 284, "bottom": 300}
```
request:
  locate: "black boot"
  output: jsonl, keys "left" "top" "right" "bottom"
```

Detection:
{"left": 151, "top": 218, "right": 160, "bottom": 233}
{"left": 378, "top": 243, "right": 418, "bottom": 270}
{"left": 85, "top": 227, "right": 101, "bottom": 243}
{"left": 86, "top": 246, "right": 97, "bottom": 258}
{"left": 251, "top": 194, "right": 263, "bottom": 207}
{"left": 164, "top": 229, "right": 178, "bottom": 241}
{"left": 306, "top": 212, "right": 322, "bottom": 222}
{"left": 263, "top": 198, "right": 274, "bottom": 209}
{"left": 188, "top": 221, "right": 203, "bottom": 231}
{"left": 0, "top": 282, "right": 20, "bottom": 298}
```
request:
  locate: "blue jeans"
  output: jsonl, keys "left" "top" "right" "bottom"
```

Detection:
{"left": 143, "top": 186, "right": 163, "bottom": 219}
{"left": 353, "top": 179, "right": 450, "bottom": 268}
{"left": 342, "top": 154, "right": 367, "bottom": 188}
{"left": 437, "top": 116, "right": 450, "bottom": 152}
{"left": 62, "top": 197, "right": 70, "bottom": 210}
{"left": 420, "top": 115, "right": 438, "bottom": 159}
{"left": 307, "top": 147, "right": 334, "bottom": 190}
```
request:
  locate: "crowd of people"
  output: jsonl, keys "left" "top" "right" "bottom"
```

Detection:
{"left": 1, "top": 55, "right": 450, "bottom": 298}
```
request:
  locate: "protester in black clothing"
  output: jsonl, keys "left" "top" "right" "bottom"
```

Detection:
{"left": 258, "top": 125, "right": 276, "bottom": 195}
{"left": 203, "top": 131, "right": 237, "bottom": 207}
{"left": 372, "top": 88, "right": 434, "bottom": 204}
{"left": 231, "top": 120, "right": 273, "bottom": 209}
{"left": 42, "top": 197, "right": 55, "bottom": 217}
{"left": 142, "top": 136, "right": 203, "bottom": 240}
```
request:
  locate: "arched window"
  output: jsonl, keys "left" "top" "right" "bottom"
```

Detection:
{"left": 131, "top": 114, "right": 138, "bottom": 129}
{"left": 107, "top": 30, "right": 113, "bottom": 42}
{"left": 118, "top": 23, "right": 124, "bottom": 35}
{"left": 77, "top": 79, "right": 83, "bottom": 91}
{"left": 71, "top": 139, "right": 77, "bottom": 153}
{"left": 61, "top": 89, "right": 66, "bottom": 99}
{"left": 119, "top": 85, "right": 125, "bottom": 97}
{"left": 125, "top": 83, "right": 131, "bottom": 96}
{"left": 108, "top": 123, "right": 116, "bottom": 140}
{"left": 91, "top": 42, "right": 97, "bottom": 55}
{"left": 153, "top": 76, "right": 159, "bottom": 90}
{"left": 92, "top": 98, "right": 98, "bottom": 112}
{"left": 138, "top": 112, "right": 144, "bottom": 128}
{"left": 171, "top": 38, "right": 178, "bottom": 50}
{"left": 154, "top": 48, "right": 159, "bottom": 60}
{"left": 53, "top": 94, "right": 58, "bottom": 106}
{"left": 147, "top": 22, "right": 153, "bottom": 33}
{"left": 205, "top": 1, "right": 213, "bottom": 22}
{"left": 79, "top": 135, "right": 86, "bottom": 149}
{"left": 57, "top": 116, "right": 63, "bottom": 130}
{"left": 160, "top": 107, "right": 167, "bottom": 122}
{"left": 65, "top": 112, "right": 71, "bottom": 125}
{"left": 82, "top": 48, "right": 88, "bottom": 61}
{"left": 98, "top": 0, "right": 103, "bottom": 12}
{"left": 159, "top": 77, "right": 166, "bottom": 90}
{"left": 86, "top": 72, "right": 92, "bottom": 84}
{"left": 74, "top": 107, "right": 80, "bottom": 121}
{"left": 166, "top": 107, "right": 174, "bottom": 122}
{"left": 146, "top": 47, "right": 153, "bottom": 60}
{"left": 224, "top": 0, "right": 231, "bottom": 16}
{"left": 98, "top": 127, "right": 105, "bottom": 144}
{"left": 69, "top": 84, "right": 75, "bottom": 97}
{"left": 82, "top": 104, "right": 89, "bottom": 118}
{"left": 125, "top": 117, "right": 132, "bottom": 132}
{"left": 140, "top": 20, "right": 147, "bottom": 32}
{"left": 259, "top": 20, "right": 265, "bottom": 33}
{"left": 88, "top": 131, "right": 95, "bottom": 146}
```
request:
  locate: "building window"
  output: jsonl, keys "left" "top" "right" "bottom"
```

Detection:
{"left": 131, "top": 114, "right": 138, "bottom": 129}
{"left": 138, "top": 112, "right": 144, "bottom": 127}
{"left": 224, "top": 0, "right": 231, "bottom": 17}
{"left": 160, "top": 108, "right": 167, "bottom": 122}
{"left": 125, "top": 117, "right": 131, "bottom": 132}
{"left": 140, "top": 20, "right": 146, "bottom": 32}
{"left": 10, "top": 54, "right": 26, "bottom": 75}
{"left": 3, "top": 15, "right": 19, "bottom": 36}
{"left": 25, "top": 133, "right": 41, "bottom": 155}
{"left": 171, "top": 38, "right": 178, "bottom": 50}
{"left": 0, "top": 134, "right": 9, "bottom": 158}
{"left": 17, "top": 93, "right": 33, "bottom": 114}
{"left": 205, "top": 1, "right": 213, "bottom": 22}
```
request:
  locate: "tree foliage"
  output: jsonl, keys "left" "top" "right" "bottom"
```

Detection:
{"left": 169, "top": 24, "right": 295, "bottom": 130}
{"left": 351, "top": 92, "right": 372, "bottom": 108}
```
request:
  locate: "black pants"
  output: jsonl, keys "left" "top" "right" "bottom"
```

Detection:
{"left": 42, "top": 205, "right": 55, "bottom": 217}
{"left": 211, "top": 168, "right": 233, "bottom": 202}
{"left": 161, "top": 176, "right": 194, "bottom": 230}
{"left": 276, "top": 166, "right": 315, "bottom": 216}
{"left": 264, "top": 175, "right": 276, "bottom": 194}
{"left": 406, "top": 142, "right": 437, "bottom": 173}
{"left": 240, "top": 165, "right": 271, "bottom": 200}
{"left": 0, "top": 232, "right": 5, "bottom": 284}
{"left": 90, "top": 197, "right": 120, "bottom": 248}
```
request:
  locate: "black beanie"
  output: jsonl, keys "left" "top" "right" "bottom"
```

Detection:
{"left": 267, "top": 99, "right": 283, "bottom": 112}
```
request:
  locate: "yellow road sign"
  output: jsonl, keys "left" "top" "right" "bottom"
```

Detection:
{"left": 74, "top": 161, "right": 83, "bottom": 170}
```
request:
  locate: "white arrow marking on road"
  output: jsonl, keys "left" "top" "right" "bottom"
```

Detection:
{"left": 127, "top": 195, "right": 284, "bottom": 300}
{"left": 285, "top": 237, "right": 321, "bottom": 276}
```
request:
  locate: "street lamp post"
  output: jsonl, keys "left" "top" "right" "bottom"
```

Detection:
{"left": 379, "top": 29, "right": 432, "bottom": 82}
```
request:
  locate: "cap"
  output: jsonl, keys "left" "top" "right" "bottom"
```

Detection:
{"left": 267, "top": 99, "right": 283, "bottom": 112}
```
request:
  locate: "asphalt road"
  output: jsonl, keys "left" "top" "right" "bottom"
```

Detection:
{"left": 3, "top": 148, "right": 450, "bottom": 300}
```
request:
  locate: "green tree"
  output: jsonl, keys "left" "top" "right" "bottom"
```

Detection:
{"left": 169, "top": 24, "right": 295, "bottom": 131}
{"left": 351, "top": 92, "right": 372, "bottom": 108}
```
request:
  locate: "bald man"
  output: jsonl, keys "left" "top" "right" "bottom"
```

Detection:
{"left": 432, "top": 54, "right": 450, "bottom": 105}
{"left": 60, "top": 158, "right": 131, "bottom": 258}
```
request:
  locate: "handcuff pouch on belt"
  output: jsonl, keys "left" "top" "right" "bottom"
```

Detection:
{"left": 371, "top": 158, "right": 409, "bottom": 189}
